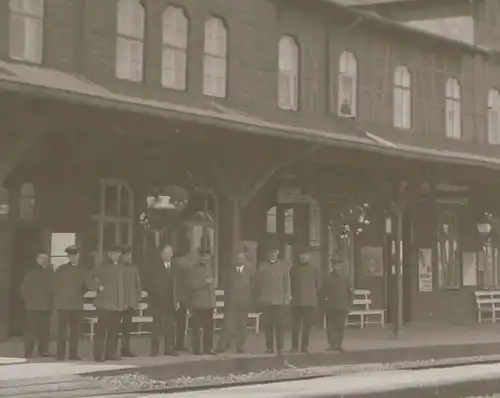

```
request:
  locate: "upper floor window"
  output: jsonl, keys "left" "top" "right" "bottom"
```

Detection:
{"left": 9, "top": 0, "right": 44, "bottom": 64}
{"left": 338, "top": 51, "right": 357, "bottom": 118}
{"left": 488, "top": 89, "right": 500, "bottom": 144}
{"left": 116, "top": 0, "right": 145, "bottom": 82}
{"left": 393, "top": 65, "right": 411, "bottom": 130}
{"left": 162, "top": 6, "right": 188, "bottom": 91}
{"left": 203, "top": 17, "right": 227, "bottom": 98}
{"left": 278, "top": 36, "right": 299, "bottom": 111}
{"left": 19, "top": 182, "right": 35, "bottom": 220}
{"left": 445, "top": 78, "right": 461, "bottom": 139}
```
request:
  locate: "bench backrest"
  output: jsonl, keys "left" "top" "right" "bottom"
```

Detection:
{"left": 474, "top": 290, "right": 500, "bottom": 308}
{"left": 352, "top": 290, "right": 373, "bottom": 310}
{"left": 83, "top": 290, "right": 149, "bottom": 315}
{"left": 215, "top": 289, "right": 225, "bottom": 313}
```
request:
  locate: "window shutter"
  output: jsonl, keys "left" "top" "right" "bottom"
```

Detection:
{"left": 9, "top": 14, "right": 27, "bottom": 60}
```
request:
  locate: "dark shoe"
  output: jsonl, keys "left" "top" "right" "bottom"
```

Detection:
{"left": 175, "top": 346, "right": 188, "bottom": 352}
{"left": 164, "top": 350, "right": 179, "bottom": 357}
{"left": 266, "top": 348, "right": 274, "bottom": 354}
{"left": 94, "top": 358, "right": 105, "bottom": 362}
{"left": 204, "top": 350, "right": 216, "bottom": 355}
{"left": 121, "top": 351, "right": 136, "bottom": 358}
{"left": 40, "top": 352, "right": 53, "bottom": 358}
{"left": 290, "top": 348, "right": 298, "bottom": 353}
{"left": 105, "top": 355, "right": 121, "bottom": 361}
{"left": 326, "top": 345, "right": 336, "bottom": 352}
{"left": 69, "top": 356, "right": 82, "bottom": 361}
{"left": 337, "top": 346, "right": 346, "bottom": 352}
{"left": 193, "top": 350, "right": 202, "bottom": 355}
{"left": 215, "top": 348, "right": 226, "bottom": 354}
{"left": 56, "top": 356, "right": 65, "bottom": 361}
{"left": 276, "top": 350, "right": 283, "bottom": 357}
{"left": 236, "top": 348, "right": 245, "bottom": 354}
{"left": 301, "top": 348, "right": 311, "bottom": 355}
{"left": 149, "top": 352, "right": 158, "bottom": 357}
{"left": 24, "top": 353, "right": 33, "bottom": 359}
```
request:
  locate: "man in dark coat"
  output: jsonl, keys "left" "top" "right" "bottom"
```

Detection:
{"left": 255, "top": 241, "right": 290, "bottom": 356}
{"left": 53, "top": 245, "right": 89, "bottom": 361}
{"left": 320, "top": 259, "right": 353, "bottom": 352}
{"left": 216, "top": 250, "right": 254, "bottom": 353}
{"left": 119, "top": 247, "right": 142, "bottom": 357}
{"left": 290, "top": 245, "right": 321, "bottom": 354}
{"left": 20, "top": 251, "right": 54, "bottom": 359}
{"left": 188, "top": 248, "right": 216, "bottom": 355}
{"left": 147, "top": 244, "right": 182, "bottom": 357}
{"left": 89, "top": 245, "right": 127, "bottom": 362}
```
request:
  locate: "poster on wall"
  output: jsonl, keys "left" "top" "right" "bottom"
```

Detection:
{"left": 360, "top": 246, "right": 384, "bottom": 277}
{"left": 418, "top": 248, "right": 433, "bottom": 292}
{"left": 462, "top": 252, "right": 478, "bottom": 287}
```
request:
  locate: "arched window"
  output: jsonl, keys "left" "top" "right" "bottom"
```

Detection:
{"left": 203, "top": 17, "right": 227, "bottom": 98}
{"left": 338, "top": 51, "right": 358, "bottom": 118}
{"left": 162, "top": 6, "right": 188, "bottom": 90}
{"left": 116, "top": 0, "right": 145, "bottom": 82}
{"left": 9, "top": 0, "right": 44, "bottom": 63}
{"left": 438, "top": 211, "right": 459, "bottom": 289}
{"left": 445, "top": 78, "right": 461, "bottom": 139}
{"left": 19, "top": 182, "right": 35, "bottom": 220}
{"left": 488, "top": 89, "right": 500, "bottom": 144}
{"left": 91, "top": 179, "right": 134, "bottom": 265}
{"left": 278, "top": 36, "right": 299, "bottom": 110}
{"left": 394, "top": 65, "right": 411, "bottom": 129}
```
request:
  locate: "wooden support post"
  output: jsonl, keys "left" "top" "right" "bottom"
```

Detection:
{"left": 393, "top": 204, "right": 404, "bottom": 338}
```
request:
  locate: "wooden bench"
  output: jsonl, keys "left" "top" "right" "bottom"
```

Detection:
{"left": 197, "top": 289, "right": 261, "bottom": 333}
{"left": 83, "top": 290, "right": 153, "bottom": 341}
{"left": 324, "top": 289, "right": 385, "bottom": 329}
{"left": 474, "top": 290, "right": 500, "bottom": 324}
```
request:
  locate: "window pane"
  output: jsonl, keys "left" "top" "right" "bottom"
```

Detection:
{"left": 129, "top": 40, "right": 143, "bottom": 81}
{"left": 119, "top": 221, "right": 131, "bottom": 246}
{"left": 27, "top": 16, "right": 42, "bottom": 63}
{"left": 339, "top": 75, "right": 355, "bottom": 116}
{"left": 267, "top": 207, "right": 277, "bottom": 233}
{"left": 104, "top": 184, "right": 118, "bottom": 216}
{"left": 119, "top": 184, "right": 131, "bottom": 217}
{"left": 116, "top": 37, "right": 131, "bottom": 79}
{"left": 103, "top": 221, "right": 117, "bottom": 248}
{"left": 284, "top": 208, "right": 294, "bottom": 235}
{"left": 9, "top": 14, "right": 27, "bottom": 60}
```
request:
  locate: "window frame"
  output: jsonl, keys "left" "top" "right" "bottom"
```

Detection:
{"left": 278, "top": 35, "right": 299, "bottom": 111}
{"left": 91, "top": 179, "right": 134, "bottom": 265}
{"left": 445, "top": 77, "right": 462, "bottom": 139}
{"left": 393, "top": 65, "right": 412, "bottom": 130}
{"left": 161, "top": 6, "right": 188, "bottom": 91}
{"left": 437, "top": 210, "right": 460, "bottom": 289}
{"left": 488, "top": 89, "right": 500, "bottom": 145}
{"left": 8, "top": 0, "right": 44, "bottom": 64}
{"left": 338, "top": 50, "right": 358, "bottom": 119}
{"left": 203, "top": 16, "right": 228, "bottom": 98}
{"left": 115, "top": 0, "right": 145, "bottom": 83}
{"left": 19, "top": 181, "right": 36, "bottom": 221}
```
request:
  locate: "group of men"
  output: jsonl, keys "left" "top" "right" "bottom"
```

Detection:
{"left": 20, "top": 239, "right": 353, "bottom": 360}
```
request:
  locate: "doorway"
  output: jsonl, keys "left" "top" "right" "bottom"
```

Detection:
{"left": 9, "top": 225, "right": 39, "bottom": 336}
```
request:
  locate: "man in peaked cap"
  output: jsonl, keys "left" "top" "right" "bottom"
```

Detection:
{"left": 290, "top": 245, "right": 321, "bottom": 354}
{"left": 254, "top": 238, "right": 290, "bottom": 356}
{"left": 54, "top": 245, "right": 90, "bottom": 361}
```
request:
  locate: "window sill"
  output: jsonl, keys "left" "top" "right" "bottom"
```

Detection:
{"left": 7, "top": 57, "right": 43, "bottom": 67}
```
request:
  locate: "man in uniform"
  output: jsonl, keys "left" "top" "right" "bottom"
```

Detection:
{"left": 147, "top": 244, "right": 181, "bottom": 357}
{"left": 255, "top": 241, "right": 290, "bottom": 356}
{"left": 20, "top": 251, "right": 54, "bottom": 359}
{"left": 290, "top": 245, "right": 321, "bottom": 354}
{"left": 119, "top": 247, "right": 142, "bottom": 357}
{"left": 216, "top": 250, "right": 254, "bottom": 353}
{"left": 188, "top": 248, "right": 216, "bottom": 355}
{"left": 54, "top": 246, "right": 88, "bottom": 361}
{"left": 89, "top": 245, "right": 127, "bottom": 362}
{"left": 320, "top": 259, "right": 353, "bottom": 352}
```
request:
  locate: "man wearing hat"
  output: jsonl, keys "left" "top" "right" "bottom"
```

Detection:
{"left": 119, "top": 247, "right": 142, "bottom": 357}
{"left": 188, "top": 247, "right": 216, "bottom": 355}
{"left": 89, "top": 245, "right": 127, "bottom": 362}
{"left": 254, "top": 240, "right": 290, "bottom": 356}
{"left": 290, "top": 245, "right": 321, "bottom": 354}
{"left": 53, "top": 245, "right": 89, "bottom": 361}
{"left": 20, "top": 251, "right": 54, "bottom": 359}
{"left": 320, "top": 259, "right": 353, "bottom": 352}
{"left": 216, "top": 249, "right": 255, "bottom": 353}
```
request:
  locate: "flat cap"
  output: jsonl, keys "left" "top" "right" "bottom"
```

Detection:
{"left": 65, "top": 245, "right": 79, "bottom": 254}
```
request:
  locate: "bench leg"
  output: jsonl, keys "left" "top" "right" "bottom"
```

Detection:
{"left": 90, "top": 323, "right": 94, "bottom": 342}
{"left": 360, "top": 314, "right": 365, "bottom": 329}
{"left": 255, "top": 316, "right": 260, "bottom": 334}
{"left": 380, "top": 312, "right": 385, "bottom": 326}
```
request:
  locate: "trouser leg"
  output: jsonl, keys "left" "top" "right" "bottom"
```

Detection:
{"left": 174, "top": 305, "right": 187, "bottom": 350}
{"left": 105, "top": 311, "right": 121, "bottom": 359}
{"left": 202, "top": 309, "right": 214, "bottom": 353}
{"left": 24, "top": 310, "right": 37, "bottom": 358}
{"left": 163, "top": 308, "right": 175, "bottom": 353}
{"left": 190, "top": 310, "right": 202, "bottom": 354}
{"left": 301, "top": 307, "right": 313, "bottom": 351}
{"left": 264, "top": 306, "right": 274, "bottom": 351}
{"left": 93, "top": 310, "right": 109, "bottom": 360}
{"left": 56, "top": 310, "right": 69, "bottom": 360}
{"left": 274, "top": 305, "right": 285, "bottom": 352}
{"left": 38, "top": 311, "right": 51, "bottom": 355}
{"left": 121, "top": 309, "right": 133, "bottom": 354}
{"left": 235, "top": 307, "right": 248, "bottom": 351}
{"left": 150, "top": 309, "right": 163, "bottom": 356}
{"left": 291, "top": 306, "right": 301, "bottom": 350}
{"left": 68, "top": 311, "right": 81, "bottom": 359}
